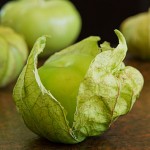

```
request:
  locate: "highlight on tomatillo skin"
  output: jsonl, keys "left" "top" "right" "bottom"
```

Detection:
{"left": 0, "top": 26, "right": 28, "bottom": 88}
{"left": 13, "top": 30, "right": 144, "bottom": 144}
{"left": 120, "top": 10, "right": 150, "bottom": 60}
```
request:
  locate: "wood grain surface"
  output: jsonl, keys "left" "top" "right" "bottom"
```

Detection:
{"left": 0, "top": 57, "right": 150, "bottom": 150}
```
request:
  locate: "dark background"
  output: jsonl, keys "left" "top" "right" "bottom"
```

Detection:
{"left": 0, "top": 0, "right": 149, "bottom": 44}
{"left": 72, "top": 0, "right": 149, "bottom": 44}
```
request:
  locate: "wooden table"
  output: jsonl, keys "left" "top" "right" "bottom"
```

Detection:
{"left": 0, "top": 57, "right": 150, "bottom": 150}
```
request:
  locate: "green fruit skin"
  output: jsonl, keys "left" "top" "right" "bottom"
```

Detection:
{"left": 120, "top": 12, "right": 150, "bottom": 60}
{"left": 38, "top": 54, "right": 94, "bottom": 126}
{"left": 1, "top": 0, "right": 82, "bottom": 57}
{"left": 0, "top": 26, "right": 28, "bottom": 87}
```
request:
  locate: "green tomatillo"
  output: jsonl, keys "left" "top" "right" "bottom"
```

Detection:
{"left": 120, "top": 10, "right": 150, "bottom": 60}
{"left": 0, "top": 0, "right": 82, "bottom": 57}
{"left": 0, "top": 26, "right": 28, "bottom": 88}
{"left": 38, "top": 40, "right": 99, "bottom": 126}
{"left": 13, "top": 30, "right": 144, "bottom": 144}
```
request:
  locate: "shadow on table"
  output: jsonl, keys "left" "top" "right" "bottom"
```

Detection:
{"left": 26, "top": 134, "right": 116, "bottom": 150}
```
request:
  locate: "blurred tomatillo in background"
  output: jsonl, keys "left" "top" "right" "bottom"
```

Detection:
{"left": 120, "top": 10, "right": 150, "bottom": 60}
{"left": 0, "top": 26, "right": 28, "bottom": 87}
{"left": 0, "top": 0, "right": 82, "bottom": 57}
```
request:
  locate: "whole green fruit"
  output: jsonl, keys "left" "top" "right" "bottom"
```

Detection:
{"left": 1, "top": 0, "right": 82, "bottom": 57}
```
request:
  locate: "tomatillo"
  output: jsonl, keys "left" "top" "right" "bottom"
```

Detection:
{"left": 120, "top": 10, "right": 150, "bottom": 60}
{"left": 1, "top": 0, "right": 82, "bottom": 57}
{"left": 13, "top": 30, "right": 144, "bottom": 144}
{"left": 0, "top": 26, "right": 28, "bottom": 87}
{"left": 38, "top": 50, "right": 99, "bottom": 126}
